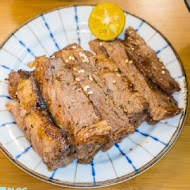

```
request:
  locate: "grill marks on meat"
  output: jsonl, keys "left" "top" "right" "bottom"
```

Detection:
{"left": 34, "top": 56, "right": 112, "bottom": 163}
{"left": 54, "top": 44, "right": 135, "bottom": 151}
{"left": 124, "top": 27, "right": 180, "bottom": 94}
{"left": 6, "top": 71, "right": 75, "bottom": 170}
{"left": 89, "top": 39, "right": 181, "bottom": 121}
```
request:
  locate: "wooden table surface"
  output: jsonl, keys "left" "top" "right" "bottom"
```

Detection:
{"left": 0, "top": 0, "right": 190, "bottom": 189}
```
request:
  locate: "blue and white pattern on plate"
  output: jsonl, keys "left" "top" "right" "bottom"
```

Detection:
{"left": 0, "top": 5, "right": 187, "bottom": 188}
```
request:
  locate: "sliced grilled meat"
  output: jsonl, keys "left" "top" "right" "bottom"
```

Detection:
{"left": 6, "top": 71, "right": 75, "bottom": 171}
{"left": 89, "top": 39, "right": 181, "bottom": 121}
{"left": 124, "top": 27, "right": 180, "bottom": 94}
{"left": 88, "top": 53, "right": 149, "bottom": 127}
{"left": 54, "top": 44, "right": 135, "bottom": 151}
{"left": 34, "top": 56, "right": 112, "bottom": 163}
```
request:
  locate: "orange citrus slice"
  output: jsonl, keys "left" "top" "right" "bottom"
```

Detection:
{"left": 89, "top": 2, "right": 125, "bottom": 41}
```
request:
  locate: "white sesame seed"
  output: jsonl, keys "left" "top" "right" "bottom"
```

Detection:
{"left": 89, "top": 74, "right": 93, "bottom": 81}
{"left": 116, "top": 73, "right": 121, "bottom": 77}
{"left": 84, "top": 58, "right": 89, "bottom": 62}
{"left": 72, "top": 86, "right": 77, "bottom": 90}
{"left": 112, "top": 80, "right": 116, "bottom": 84}
{"left": 79, "top": 52, "right": 89, "bottom": 63}
{"left": 73, "top": 68, "right": 78, "bottom": 71}
{"left": 69, "top": 55, "right": 75, "bottom": 60}
{"left": 79, "top": 52, "right": 86, "bottom": 58}
{"left": 162, "top": 70, "right": 165, "bottom": 74}
{"left": 128, "top": 60, "right": 133, "bottom": 64}
{"left": 125, "top": 59, "right": 128, "bottom": 63}
{"left": 84, "top": 85, "right": 90, "bottom": 91}
{"left": 82, "top": 59, "right": 87, "bottom": 63}
{"left": 124, "top": 109, "right": 128, "bottom": 112}
{"left": 99, "top": 42, "right": 103, "bottom": 46}
{"left": 75, "top": 77, "right": 81, "bottom": 81}
{"left": 78, "top": 69, "right": 85, "bottom": 74}
{"left": 72, "top": 45, "right": 76, "bottom": 49}
{"left": 65, "top": 59, "right": 69, "bottom": 63}
{"left": 88, "top": 90, "right": 93, "bottom": 95}
{"left": 161, "top": 66, "right": 165, "bottom": 69}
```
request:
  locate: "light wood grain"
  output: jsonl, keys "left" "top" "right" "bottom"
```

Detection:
{"left": 0, "top": 0, "right": 190, "bottom": 189}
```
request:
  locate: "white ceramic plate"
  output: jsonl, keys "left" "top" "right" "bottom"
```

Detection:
{"left": 0, "top": 5, "right": 188, "bottom": 188}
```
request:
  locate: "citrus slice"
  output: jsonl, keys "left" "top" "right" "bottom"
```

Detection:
{"left": 89, "top": 3, "right": 125, "bottom": 41}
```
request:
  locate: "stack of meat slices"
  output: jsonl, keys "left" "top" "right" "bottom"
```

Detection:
{"left": 6, "top": 27, "right": 181, "bottom": 171}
